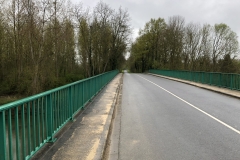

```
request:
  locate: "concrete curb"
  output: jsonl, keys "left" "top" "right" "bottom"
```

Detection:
{"left": 94, "top": 73, "right": 123, "bottom": 160}
{"left": 148, "top": 73, "right": 240, "bottom": 99}
{"left": 108, "top": 80, "right": 122, "bottom": 160}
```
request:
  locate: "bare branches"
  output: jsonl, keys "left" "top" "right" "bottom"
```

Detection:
{"left": 0, "top": 0, "right": 88, "bottom": 95}
{"left": 129, "top": 16, "right": 239, "bottom": 73}
{"left": 77, "top": 2, "right": 131, "bottom": 75}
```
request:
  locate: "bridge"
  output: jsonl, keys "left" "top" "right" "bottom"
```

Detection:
{"left": 1, "top": 70, "right": 240, "bottom": 160}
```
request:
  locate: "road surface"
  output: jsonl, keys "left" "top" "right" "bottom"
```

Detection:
{"left": 116, "top": 73, "right": 240, "bottom": 160}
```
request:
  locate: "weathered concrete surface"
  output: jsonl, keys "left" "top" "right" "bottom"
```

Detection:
{"left": 149, "top": 73, "right": 240, "bottom": 98}
{"left": 34, "top": 73, "right": 122, "bottom": 160}
{"left": 105, "top": 78, "right": 123, "bottom": 160}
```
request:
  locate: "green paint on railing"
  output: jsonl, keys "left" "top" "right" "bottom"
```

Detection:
{"left": 149, "top": 69, "right": 240, "bottom": 91}
{"left": 0, "top": 111, "right": 7, "bottom": 160}
{"left": 0, "top": 70, "right": 118, "bottom": 160}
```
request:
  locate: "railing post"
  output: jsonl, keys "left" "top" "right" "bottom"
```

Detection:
{"left": 21, "top": 105, "right": 26, "bottom": 159}
{"left": 220, "top": 73, "right": 222, "bottom": 87}
{"left": 47, "top": 94, "right": 56, "bottom": 142}
{"left": 90, "top": 79, "right": 93, "bottom": 101}
{"left": 217, "top": 73, "right": 220, "bottom": 87}
{"left": 210, "top": 73, "right": 212, "bottom": 85}
{"left": 0, "top": 111, "right": 6, "bottom": 160}
{"left": 69, "top": 86, "right": 73, "bottom": 120}
{"left": 82, "top": 81, "right": 85, "bottom": 108}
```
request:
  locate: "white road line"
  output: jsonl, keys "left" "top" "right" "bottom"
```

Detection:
{"left": 138, "top": 75, "right": 240, "bottom": 135}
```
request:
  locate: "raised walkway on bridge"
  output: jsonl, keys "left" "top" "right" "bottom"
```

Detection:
{"left": 32, "top": 74, "right": 122, "bottom": 160}
{"left": 149, "top": 73, "right": 240, "bottom": 99}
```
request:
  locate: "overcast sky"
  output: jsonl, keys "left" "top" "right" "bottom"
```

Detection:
{"left": 71, "top": 0, "right": 240, "bottom": 42}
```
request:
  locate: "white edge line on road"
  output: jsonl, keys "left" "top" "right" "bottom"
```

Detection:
{"left": 138, "top": 75, "right": 240, "bottom": 135}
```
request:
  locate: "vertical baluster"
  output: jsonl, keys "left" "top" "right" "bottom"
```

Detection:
{"left": 59, "top": 91, "right": 61, "bottom": 125}
{"left": 73, "top": 86, "right": 76, "bottom": 112}
{"left": 79, "top": 84, "right": 81, "bottom": 109}
{"left": 37, "top": 99, "right": 40, "bottom": 145}
{"left": 27, "top": 102, "right": 31, "bottom": 156}
{"left": 68, "top": 86, "right": 74, "bottom": 120}
{"left": 77, "top": 85, "right": 79, "bottom": 111}
{"left": 15, "top": 107, "right": 20, "bottom": 160}
{"left": 77, "top": 85, "right": 79, "bottom": 110}
{"left": 63, "top": 90, "right": 65, "bottom": 123}
{"left": 53, "top": 91, "right": 58, "bottom": 129}
{"left": 66, "top": 89, "right": 68, "bottom": 120}
{"left": 76, "top": 85, "right": 78, "bottom": 110}
{"left": 80, "top": 83, "right": 83, "bottom": 109}
{"left": 54, "top": 92, "right": 57, "bottom": 131}
{"left": 53, "top": 93, "right": 55, "bottom": 131}
{"left": 8, "top": 109, "right": 13, "bottom": 160}
{"left": 47, "top": 93, "right": 55, "bottom": 142}
{"left": 83, "top": 81, "right": 85, "bottom": 105}
{"left": 32, "top": 101, "right": 36, "bottom": 151}
{"left": 89, "top": 79, "right": 91, "bottom": 99}
{"left": 89, "top": 80, "right": 90, "bottom": 99}
{"left": 64, "top": 89, "right": 66, "bottom": 120}
{"left": 87, "top": 80, "right": 89, "bottom": 101}
{"left": 0, "top": 111, "right": 7, "bottom": 160}
{"left": 21, "top": 104, "right": 26, "bottom": 159}
{"left": 58, "top": 91, "right": 61, "bottom": 127}
{"left": 62, "top": 90, "right": 64, "bottom": 123}
{"left": 64, "top": 89, "right": 66, "bottom": 121}
{"left": 94, "top": 77, "right": 98, "bottom": 93}
{"left": 59, "top": 91, "right": 61, "bottom": 126}
{"left": 86, "top": 80, "right": 88, "bottom": 103}
{"left": 41, "top": 97, "right": 44, "bottom": 143}
{"left": 45, "top": 96, "right": 48, "bottom": 141}
{"left": 238, "top": 75, "right": 239, "bottom": 90}
{"left": 91, "top": 78, "right": 93, "bottom": 98}
{"left": 56, "top": 92, "right": 58, "bottom": 130}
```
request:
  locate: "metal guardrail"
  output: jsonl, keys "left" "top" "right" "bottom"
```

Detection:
{"left": 149, "top": 69, "right": 240, "bottom": 90}
{"left": 0, "top": 70, "right": 118, "bottom": 160}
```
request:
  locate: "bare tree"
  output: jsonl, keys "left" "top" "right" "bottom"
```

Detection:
{"left": 211, "top": 23, "right": 239, "bottom": 71}
{"left": 183, "top": 23, "right": 201, "bottom": 70}
{"left": 92, "top": 1, "right": 113, "bottom": 74}
{"left": 166, "top": 16, "right": 185, "bottom": 69}
{"left": 196, "top": 24, "right": 212, "bottom": 71}
{"left": 109, "top": 7, "right": 131, "bottom": 70}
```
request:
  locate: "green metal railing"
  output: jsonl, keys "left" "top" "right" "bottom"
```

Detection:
{"left": 149, "top": 69, "right": 240, "bottom": 90}
{"left": 0, "top": 70, "right": 118, "bottom": 160}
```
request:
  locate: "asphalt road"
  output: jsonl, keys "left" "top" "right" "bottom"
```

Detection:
{"left": 118, "top": 73, "right": 240, "bottom": 160}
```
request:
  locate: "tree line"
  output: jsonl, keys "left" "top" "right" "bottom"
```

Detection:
{"left": 128, "top": 16, "right": 240, "bottom": 73}
{"left": 0, "top": 0, "right": 130, "bottom": 97}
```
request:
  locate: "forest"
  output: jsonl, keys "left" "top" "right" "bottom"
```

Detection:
{"left": 0, "top": 0, "right": 131, "bottom": 100}
{"left": 1, "top": 1, "right": 240, "bottom": 104}
{"left": 128, "top": 16, "right": 240, "bottom": 73}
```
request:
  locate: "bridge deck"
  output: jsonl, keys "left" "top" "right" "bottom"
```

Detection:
{"left": 32, "top": 72, "right": 240, "bottom": 160}
{"left": 115, "top": 73, "right": 240, "bottom": 160}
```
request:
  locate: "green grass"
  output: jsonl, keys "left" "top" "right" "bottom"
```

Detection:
{"left": 0, "top": 96, "right": 20, "bottom": 106}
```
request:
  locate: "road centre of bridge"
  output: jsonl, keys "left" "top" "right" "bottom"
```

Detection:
{"left": 138, "top": 75, "right": 240, "bottom": 135}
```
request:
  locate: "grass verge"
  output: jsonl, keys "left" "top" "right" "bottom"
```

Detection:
{"left": 0, "top": 96, "right": 21, "bottom": 106}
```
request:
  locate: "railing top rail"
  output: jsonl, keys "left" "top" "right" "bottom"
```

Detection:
{"left": 149, "top": 69, "right": 240, "bottom": 91}
{"left": 0, "top": 70, "right": 118, "bottom": 111}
